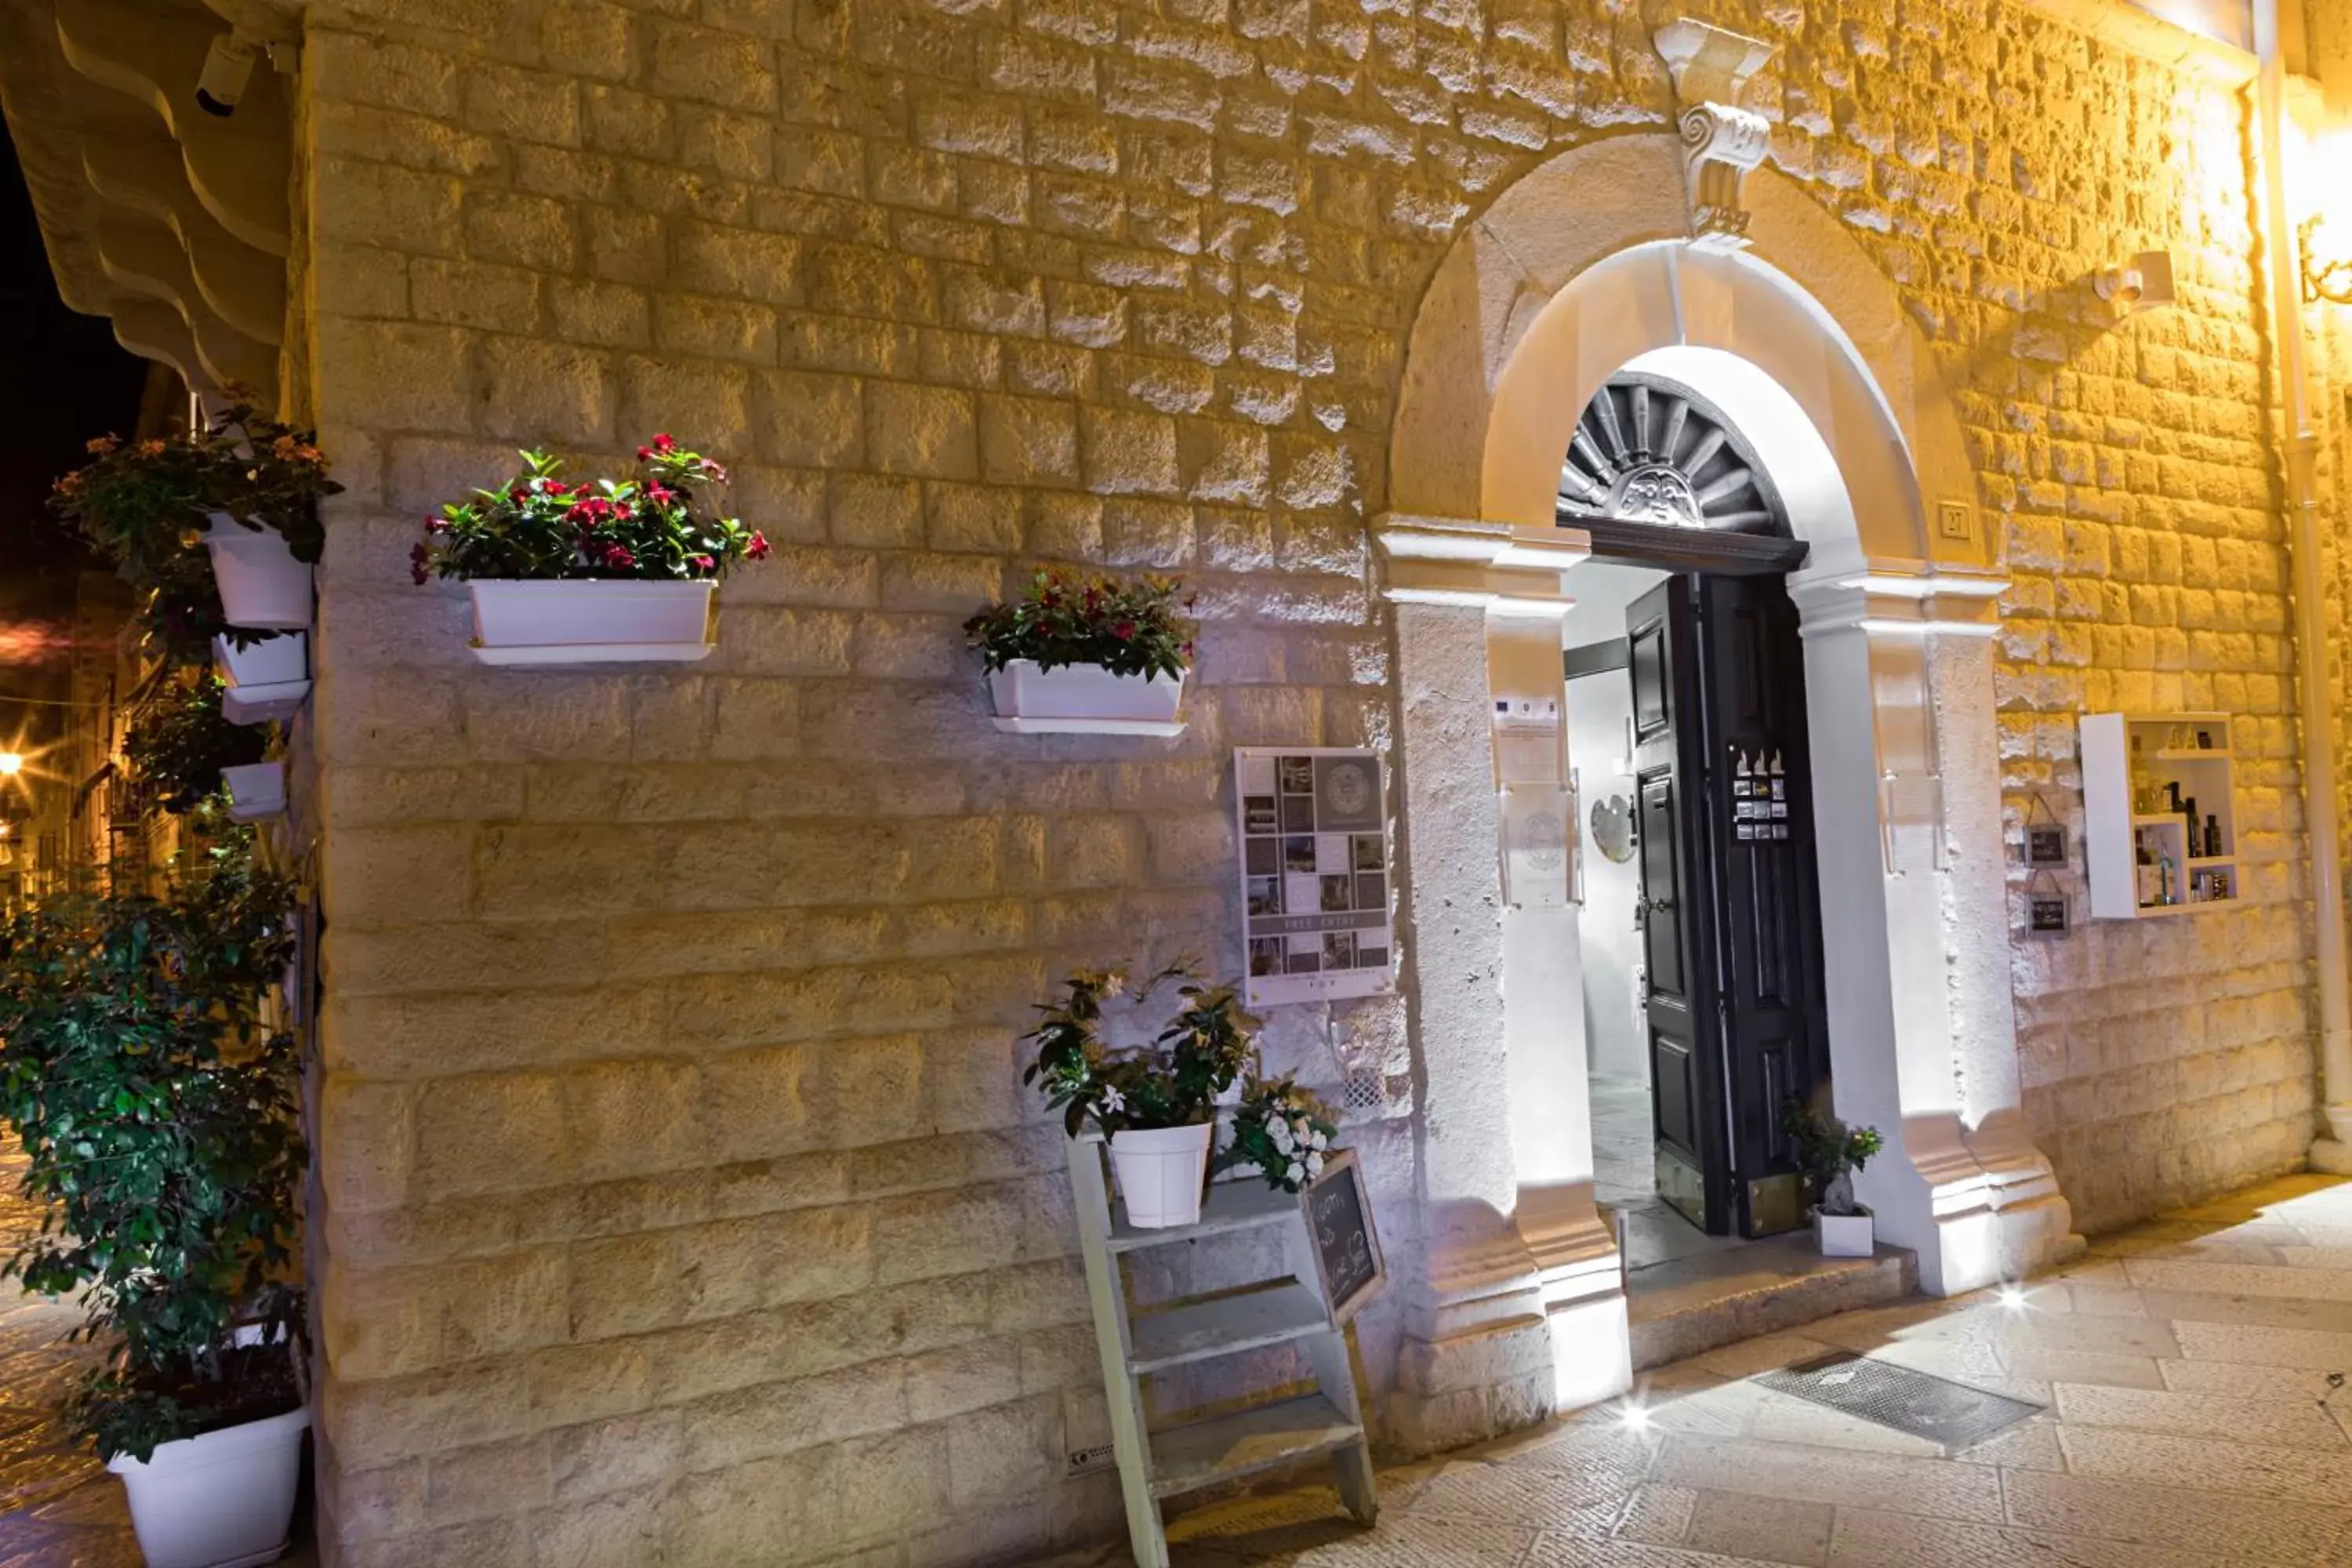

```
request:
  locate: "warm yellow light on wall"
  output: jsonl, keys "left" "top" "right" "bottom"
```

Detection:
{"left": 0, "top": 753, "right": 21, "bottom": 777}
{"left": 2300, "top": 129, "right": 2352, "bottom": 306}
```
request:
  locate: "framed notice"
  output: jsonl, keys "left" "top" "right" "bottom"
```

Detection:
{"left": 1298, "top": 1149, "right": 1386, "bottom": 1324}
{"left": 1235, "top": 748, "right": 1395, "bottom": 1007}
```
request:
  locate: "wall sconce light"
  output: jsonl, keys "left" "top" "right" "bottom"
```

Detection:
{"left": 2301, "top": 216, "right": 2352, "bottom": 305}
{"left": 2092, "top": 251, "right": 2175, "bottom": 315}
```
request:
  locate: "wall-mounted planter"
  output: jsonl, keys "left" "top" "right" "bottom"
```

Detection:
{"left": 214, "top": 634, "right": 310, "bottom": 725}
{"left": 108, "top": 1404, "right": 309, "bottom": 1568}
{"left": 221, "top": 761, "right": 286, "bottom": 823}
{"left": 986, "top": 659, "right": 1186, "bottom": 736}
{"left": 204, "top": 515, "right": 313, "bottom": 631}
{"left": 467, "top": 579, "right": 715, "bottom": 666}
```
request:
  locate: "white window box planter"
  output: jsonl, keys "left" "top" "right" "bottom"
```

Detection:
{"left": 203, "top": 515, "right": 313, "bottom": 631}
{"left": 221, "top": 762, "right": 286, "bottom": 823}
{"left": 466, "top": 579, "right": 716, "bottom": 666}
{"left": 986, "top": 659, "right": 1187, "bottom": 735}
{"left": 213, "top": 634, "right": 310, "bottom": 726}
{"left": 107, "top": 1403, "right": 309, "bottom": 1568}
{"left": 1812, "top": 1207, "right": 1874, "bottom": 1258}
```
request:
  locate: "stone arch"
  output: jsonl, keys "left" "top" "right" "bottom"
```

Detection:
{"left": 1375, "top": 131, "right": 2078, "bottom": 1450}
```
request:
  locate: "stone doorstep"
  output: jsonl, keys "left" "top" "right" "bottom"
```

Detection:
{"left": 1627, "top": 1234, "right": 1921, "bottom": 1372}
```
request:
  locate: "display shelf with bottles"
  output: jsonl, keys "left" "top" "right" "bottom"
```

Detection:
{"left": 2081, "top": 712, "right": 2238, "bottom": 918}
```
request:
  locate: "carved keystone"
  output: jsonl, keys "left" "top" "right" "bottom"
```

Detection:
{"left": 1652, "top": 18, "right": 1777, "bottom": 253}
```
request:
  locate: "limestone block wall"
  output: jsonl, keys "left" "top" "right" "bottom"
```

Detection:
{"left": 295, "top": 0, "right": 2324, "bottom": 1562}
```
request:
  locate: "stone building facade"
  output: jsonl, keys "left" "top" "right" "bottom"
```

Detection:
{"left": 11, "top": 0, "right": 2352, "bottom": 1563}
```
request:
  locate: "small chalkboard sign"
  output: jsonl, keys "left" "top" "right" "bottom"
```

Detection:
{"left": 1298, "top": 1148, "right": 1385, "bottom": 1324}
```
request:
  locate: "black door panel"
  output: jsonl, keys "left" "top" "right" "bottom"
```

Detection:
{"left": 1625, "top": 573, "right": 1830, "bottom": 1237}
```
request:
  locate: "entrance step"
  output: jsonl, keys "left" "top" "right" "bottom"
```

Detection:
{"left": 1626, "top": 1232, "right": 1918, "bottom": 1372}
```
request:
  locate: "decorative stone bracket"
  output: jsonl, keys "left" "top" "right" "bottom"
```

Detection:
{"left": 1653, "top": 19, "right": 1777, "bottom": 253}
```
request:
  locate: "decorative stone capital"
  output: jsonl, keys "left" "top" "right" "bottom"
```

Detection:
{"left": 1653, "top": 19, "right": 1777, "bottom": 253}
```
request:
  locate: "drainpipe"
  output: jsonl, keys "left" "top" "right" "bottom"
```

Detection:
{"left": 2254, "top": 0, "right": 2352, "bottom": 1156}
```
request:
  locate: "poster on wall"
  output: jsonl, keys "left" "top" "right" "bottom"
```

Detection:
{"left": 1234, "top": 748, "right": 1396, "bottom": 1007}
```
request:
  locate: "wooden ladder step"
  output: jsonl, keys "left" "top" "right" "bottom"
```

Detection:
{"left": 1105, "top": 1178, "right": 1299, "bottom": 1253}
{"left": 1146, "top": 1392, "right": 1363, "bottom": 1499}
{"left": 1127, "top": 1281, "right": 1330, "bottom": 1374}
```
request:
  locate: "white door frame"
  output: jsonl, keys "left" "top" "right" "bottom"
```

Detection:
{"left": 1376, "top": 134, "right": 2080, "bottom": 1456}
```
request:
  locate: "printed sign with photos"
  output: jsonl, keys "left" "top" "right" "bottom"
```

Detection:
{"left": 1235, "top": 748, "right": 1396, "bottom": 1007}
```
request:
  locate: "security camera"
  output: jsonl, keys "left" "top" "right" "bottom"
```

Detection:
{"left": 194, "top": 32, "right": 260, "bottom": 117}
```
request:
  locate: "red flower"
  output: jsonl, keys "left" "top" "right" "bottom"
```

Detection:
{"left": 704, "top": 462, "right": 728, "bottom": 483}
{"left": 603, "top": 545, "right": 636, "bottom": 570}
{"left": 1113, "top": 620, "right": 1137, "bottom": 640}
{"left": 746, "top": 531, "right": 771, "bottom": 561}
{"left": 408, "top": 541, "right": 432, "bottom": 586}
{"left": 691, "top": 554, "right": 715, "bottom": 572}
{"left": 509, "top": 484, "right": 528, "bottom": 500}
{"left": 426, "top": 517, "right": 449, "bottom": 534}
{"left": 636, "top": 445, "right": 653, "bottom": 461}
{"left": 653, "top": 434, "right": 677, "bottom": 452}
{"left": 648, "top": 484, "right": 674, "bottom": 504}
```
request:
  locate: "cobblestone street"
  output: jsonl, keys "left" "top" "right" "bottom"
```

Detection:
{"left": 1070, "top": 1173, "right": 2352, "bottom": 1568}
{"left": 0, "top": 1143, "right": 136, "bottom": 1568}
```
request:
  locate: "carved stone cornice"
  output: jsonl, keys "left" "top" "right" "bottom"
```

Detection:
{"left": 1372, "top": 513, "right": 1594, "bottom": 614}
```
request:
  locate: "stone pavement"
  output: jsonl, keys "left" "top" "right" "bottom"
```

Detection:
{"left": 0, "top": 1141, "right": 139, "bottom": 1568}
{"left": 1080, "top": 1172, "right": 2352, "bottom": 1568}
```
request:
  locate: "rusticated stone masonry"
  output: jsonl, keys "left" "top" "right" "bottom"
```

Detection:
{"left": 291, "top": 1, "right": 2326, "bottom": 1563}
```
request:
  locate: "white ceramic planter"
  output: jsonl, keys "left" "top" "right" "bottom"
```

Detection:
{"left": 1813, "top": 1207, "right": 1874, "bottom": 1258}
{"left": 1107, "top": 1123, "right": 1214, "bottom": 1229}
{"left": 466, "top": 579, "right": 716, "bottom": 666}
{"left": 203, "top": 516, "right": 312, "bottom": 631}
{"left": 985, "top": 659, "right": 1186, "bottom": 735}
{"left": 213, "top": 635, "right": 310, "bottom": 725}
{"left": 221, "top": 762, "right": 286, "bottom": 823}
{"left": 107, "top": 1404, "right": 309, "bottom": 1568}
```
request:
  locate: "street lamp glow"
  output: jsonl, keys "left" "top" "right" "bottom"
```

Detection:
{"left": 0, "top": 753, "right": 21, "bottom": 776}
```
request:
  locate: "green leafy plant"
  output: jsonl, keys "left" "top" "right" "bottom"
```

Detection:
{"left": 1219, "top": 1062, "right": 1339, "bottom": 1192}
{"left": 0, "top": 831, "right": 306, "bottom": 1463}
{"left": 1781, "top": 1097, "right": 1883, "bottom": 1218}
{"left": 412, "top": 437, "right": 769, "bottom": 583}
{"left": 49, "top": 406, "right": 340, "bottom": 579}
{"left": 1022, "top": 967, "right": 1254, "bottom": 1138}
{"left": 965, "top": 569, "right": 1196, "bottom": 680}
{"left": 125, "top": 676, "right": 267, "bottom": 815}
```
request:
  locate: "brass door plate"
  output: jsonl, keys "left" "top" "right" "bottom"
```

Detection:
{"left": 1748, "top": 1172, "right": 1806, "bottom": 1236}
{"left": 1656, "top": 1145, "right": 1707, "bottom": 1231}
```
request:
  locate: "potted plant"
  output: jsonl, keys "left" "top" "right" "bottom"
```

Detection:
{"left": 50, "top": 408, "right": 339, "bottom": 632}
{"left": 1220, "top": 1065, "right": 1340, "bottom": 1192}
{"left": 1784, "top": 1097, "right": 1884, "bottom": 1257}
{"left": 965, "top": 569, "right": 1196, "bottom": 733}
{"left": 412, "top": 436, "right": 770, "bottom": 665}
{"left": 1023, "top": 967, "right": 1254, "bottom": 1229}
{"left": 125, "top": 677, "right": 270, "bottom": 818}
{"left": 0, "top": 832, "right": 310, "bottom": 1568}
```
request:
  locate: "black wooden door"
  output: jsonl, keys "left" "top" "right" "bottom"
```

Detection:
{"left": 1625, "top": 573, "right": 1828, "bottom": 1236}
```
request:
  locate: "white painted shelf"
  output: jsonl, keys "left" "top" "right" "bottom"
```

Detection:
{"left": 989, "top": 716, "right": 1185, "bottom": 736}
{"left": 1065, "top": 1134, "right": 1374, "bottom": 1568}
{"left": 2080, "top": 711, "right": 2239, "bottom": 919}
{"left": 1128, "top": 1281, "right": 1330, "bottom": 1374}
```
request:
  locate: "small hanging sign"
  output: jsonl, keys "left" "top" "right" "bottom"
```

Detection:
{"left": 2024, "top": 795, "right": 2067, "bottom": 868}
{"left": 2024, "top": 869, "right": 2071, "bottom": 938}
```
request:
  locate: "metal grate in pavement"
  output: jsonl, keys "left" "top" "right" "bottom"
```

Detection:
{"left": 1753, "top": 1353, "right": 2045, "bottom": 1452}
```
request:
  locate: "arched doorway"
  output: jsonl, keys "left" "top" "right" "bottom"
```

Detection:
{"left": 1375, "top": 133, "right": 2081, "bottom": 1454}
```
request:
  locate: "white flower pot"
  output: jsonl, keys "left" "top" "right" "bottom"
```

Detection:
{"left": 466, "top": 579, "right": 716, "bottom": 666}
{"left": 986, "top": 659, "right": 1186, "bottom": 734}
{"left": 213, "top": 635, "right": 310, "bottom": 725}
{"left": 204, "top": 516, "right": 313, "bottom": 631}
{"left": 1813, "top": 1207, "right": 1874, "bottom": 1258}
{"left": 107, "top": 1404, "right": 309, "bottom": 1568}
{"left": 1107, "top": 1123, "right": 1214, "bottom": 1229}
{"left": 221, "top": 762, "right": 286, "bottom": 823}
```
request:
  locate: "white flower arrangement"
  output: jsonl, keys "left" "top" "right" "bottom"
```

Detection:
{"left": 1221, "top": 1062, "right": 1341, "bottom": 1195}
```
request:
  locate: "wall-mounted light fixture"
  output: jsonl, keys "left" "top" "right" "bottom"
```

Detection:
{"left": 2301, "top": 216, "right": 2352, "bottom": 305}
{"left": 2092, "top": 251, "right": 2175, "bottom": 316}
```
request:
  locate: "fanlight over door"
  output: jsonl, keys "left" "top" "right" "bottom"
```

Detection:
{"left": 1557, "top": 373, "right": 1802, "bottom": 575}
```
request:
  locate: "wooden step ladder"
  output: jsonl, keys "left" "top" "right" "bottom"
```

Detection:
{"left": 1065, "top": 1131, "right": 1377, "bottom": 1568}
